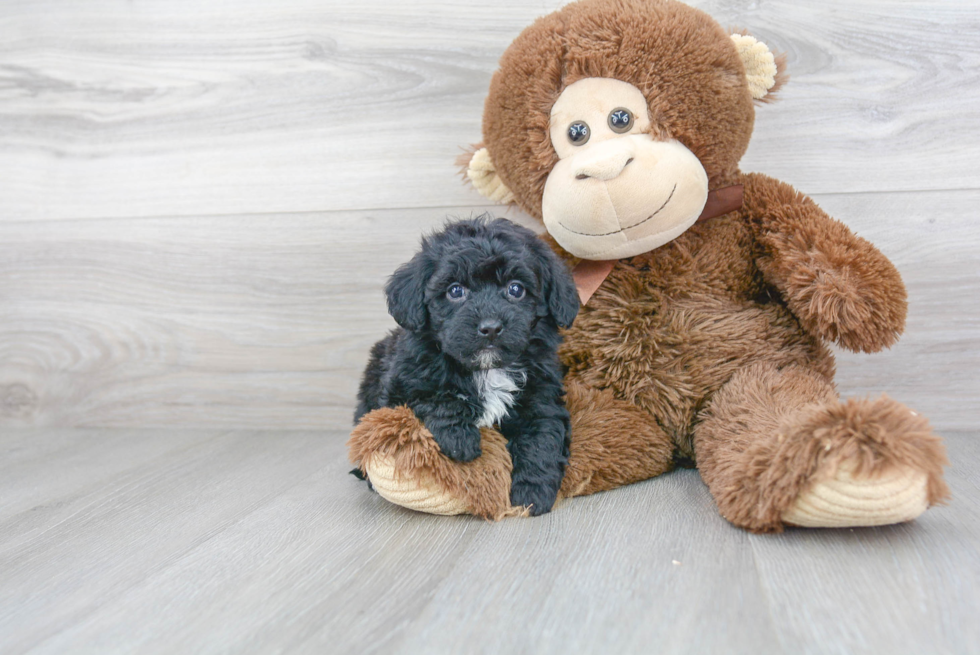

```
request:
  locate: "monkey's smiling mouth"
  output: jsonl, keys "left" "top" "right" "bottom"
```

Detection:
{"left": 558, "top": 184, "right": 676, "bottom": 237}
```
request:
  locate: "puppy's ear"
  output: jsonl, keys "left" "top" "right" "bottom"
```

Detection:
{"left": 385, "top": 253, "right": 430, "bottom": 331}
{"left": 528, "top": 238, "right": 580, "bottom": 329}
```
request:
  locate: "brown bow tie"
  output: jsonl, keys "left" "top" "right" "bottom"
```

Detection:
{"left": 572, "top": 184, "right": 744, "bottom": 305}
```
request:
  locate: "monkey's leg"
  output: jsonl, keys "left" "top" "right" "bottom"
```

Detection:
{"left": 558, "top": 380, "right": 675, "bottom": 501}
{"left": 693, "top": 362, "right": 949, "bottom": 533}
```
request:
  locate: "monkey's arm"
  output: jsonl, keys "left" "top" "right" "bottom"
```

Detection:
{"left": 741, "top": 172, "right": 907, "bottom": 353}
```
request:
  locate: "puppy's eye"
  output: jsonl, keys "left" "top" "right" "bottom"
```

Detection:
{"left": 447, "top": 283, "right": 467, "bottom": 301}
{"left": 507, "top": 282, "right": 526, "bottom": 299}
{"left": 567, "top": 121, "right": 590, "bottom": 145}
{"left": 608, "top": 108, "right": 633, "bottom": 133}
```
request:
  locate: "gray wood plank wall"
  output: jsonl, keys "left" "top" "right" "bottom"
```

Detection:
{"left": 2, "top": 0, "right": 978, "bottom": 432}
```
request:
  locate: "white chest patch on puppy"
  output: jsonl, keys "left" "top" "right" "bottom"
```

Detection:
{"left": 473, "top": 368, "right": 525, "bottom": 428}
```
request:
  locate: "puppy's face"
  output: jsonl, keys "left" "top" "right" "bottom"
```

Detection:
{"left": 385, "top": 218, "right": 580, "bottom": 371}
{"left": 426, "top": 252, "right": 537, "bottom": 370}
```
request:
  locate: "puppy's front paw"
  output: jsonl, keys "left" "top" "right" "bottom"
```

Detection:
{"left": 431, "top": 424, "right": 482, "bottom": 462}
{"left": 510, "top": 480, "right": 559, "bottom": 516}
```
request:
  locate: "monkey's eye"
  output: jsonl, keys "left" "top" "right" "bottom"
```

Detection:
{"left": 608, "top": 108, "right": 633, "bottom": 133}
{"left": 567, "top": 121, "right": 590, "bottom": 145}
{"left": 507, "top": 282, "right": 526, "bottom": 299}
{"left": 447, "top": 283, "right": 468, "bottom": 301}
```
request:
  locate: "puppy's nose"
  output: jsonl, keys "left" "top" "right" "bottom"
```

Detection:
{"left": 478, "top": 319, "right": 503, "bottom": 341}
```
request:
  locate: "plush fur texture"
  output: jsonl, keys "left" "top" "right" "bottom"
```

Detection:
{"left": 350, "top": 0, "right": 949, "bottom": 531}
{"left": 480, "top": 0, "right": 770, "bottom": 218}
{"left": 545, "top": 170, "right": 948, "bottom": 530}
{"left": 353, "top": 217, "right": 580, "bottom": 515}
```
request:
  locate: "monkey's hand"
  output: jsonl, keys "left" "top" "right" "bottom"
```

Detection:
{"left": 744, "top": 173, "right": 907, "bottom": 353}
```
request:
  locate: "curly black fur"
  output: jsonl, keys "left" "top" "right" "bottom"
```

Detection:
{"left": 354, "top": 216, "right": 580, "bottom": 515}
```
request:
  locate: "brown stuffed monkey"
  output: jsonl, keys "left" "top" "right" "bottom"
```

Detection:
{"left": 349, "top": 0, "right": 949, "bottom": 532}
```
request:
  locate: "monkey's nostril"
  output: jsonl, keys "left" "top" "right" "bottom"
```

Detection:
{"left": 575, "top": 173, "right": 589, "bottom": 180}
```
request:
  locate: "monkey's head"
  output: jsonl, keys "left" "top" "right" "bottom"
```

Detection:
{"left": 463, "top": 0, "right": 785, "bottom": 260}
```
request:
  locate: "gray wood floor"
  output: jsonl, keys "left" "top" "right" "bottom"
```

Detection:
{"left": 1, "top": 0, "right": 978, "bottom": 653}
{"left": 1, "top": 428, "right": 978, "bottom": 654}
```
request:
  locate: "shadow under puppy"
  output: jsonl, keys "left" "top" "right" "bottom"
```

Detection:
{"left": 354, "top": 217, "right": 580, "bottom": 515}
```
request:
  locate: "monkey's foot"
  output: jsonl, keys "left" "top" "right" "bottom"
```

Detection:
{"left": 779, "top": 396, "right": 949, "bottom": 529}
{"left": 348, "top": 406, "right": 518, "bottom": 520}
{"left": 782, "top": 461, "right": 929, "bottom": 528}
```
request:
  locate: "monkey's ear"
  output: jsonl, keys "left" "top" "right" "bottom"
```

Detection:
{"left": 730, "top": 33, "right": 787, "bottom": 101}
{"left": 384, "top": 254, "right": 430, "bottom": 332}
{"left": 458, "top": 146, "right": 516, "bottom": 204}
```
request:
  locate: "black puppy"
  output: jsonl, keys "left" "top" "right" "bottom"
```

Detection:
{"left": 354, "top": 216, "right": 580, "bottom": 515}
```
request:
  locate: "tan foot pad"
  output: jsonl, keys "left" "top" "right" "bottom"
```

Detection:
{"left": 363, "top": 454, "right": 470, "bottom": 516}
{"left": 782, "top": 463, "right": 929, "bottom": 528}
